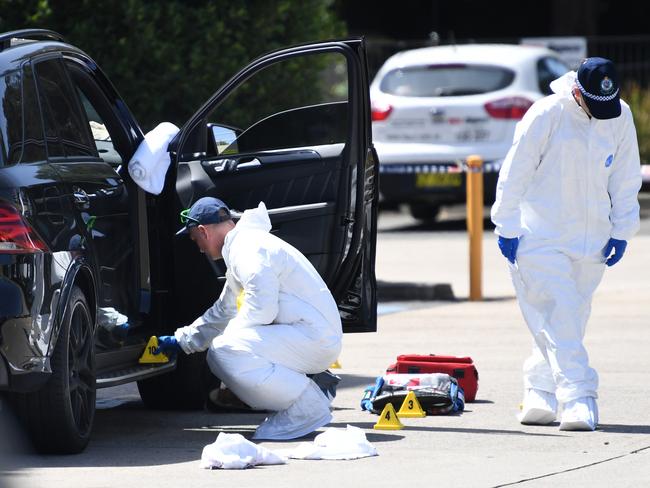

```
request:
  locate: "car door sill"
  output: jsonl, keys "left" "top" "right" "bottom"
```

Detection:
{"left": 96, "top": 362, "right": 177, "bottom": 388}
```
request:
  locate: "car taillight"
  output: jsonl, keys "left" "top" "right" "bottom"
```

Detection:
{"left": 0, "top": 202, "right": 48, "bottom": 254}
{"left": 484, "top": 97, "right": 533, "bottom": 119}
{"left": 371, "top": 102, "right": 393, "bottom": 121}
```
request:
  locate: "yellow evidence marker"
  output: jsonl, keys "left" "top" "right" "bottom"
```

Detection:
{"left": 139, "top": 336, "right": 170, "bottom": 364}
{"left": 373, "top": 403, "right": 404, "bottom": 430}
{"left": 397, "top": 391, "right": 426, "bottom": 418}
{"left": 329, "top": 359, "right": 342, "bottom": 369}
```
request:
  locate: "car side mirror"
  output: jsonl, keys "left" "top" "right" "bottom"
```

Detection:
{"left": 208, "top": 124, "right": 239, "bottom": 156}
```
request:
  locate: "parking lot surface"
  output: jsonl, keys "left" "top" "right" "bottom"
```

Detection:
{"left": 3, "top": 199, "right": 650, "bottom": 488}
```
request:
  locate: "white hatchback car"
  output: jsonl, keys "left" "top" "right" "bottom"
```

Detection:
{"left": 371, "top": 43, "right": 569, "bottom": 221}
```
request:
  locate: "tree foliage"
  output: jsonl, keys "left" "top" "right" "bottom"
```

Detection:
{"left": 622, "top": 83, "right": 650, "bottom": 164}
{"left": 0, "top": 0, "right": 345, "bottom": 130}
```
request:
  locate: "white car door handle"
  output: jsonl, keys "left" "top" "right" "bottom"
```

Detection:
{"left": 237, "top": 158, "right": 261, "bottom": 170}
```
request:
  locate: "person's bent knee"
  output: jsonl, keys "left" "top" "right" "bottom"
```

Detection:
{"left": 206, "top": 337, "right": 243, "bottom": 377}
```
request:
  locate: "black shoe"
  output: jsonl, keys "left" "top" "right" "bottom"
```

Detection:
{"left": 307, "top": 370, "right": 341, "bottom": 401}
{"left": 205, "top": 387, "right": 266, "bottom": 413}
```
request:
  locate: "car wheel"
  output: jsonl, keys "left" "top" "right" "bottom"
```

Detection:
{"left": 409, "top": 203, "right": 440, "bottom": 222}
{"left": 12, "top": 285, "right": 96, "bottom": 454}
{"left": 137, "top": 351, "right": 209, "bottom": 410}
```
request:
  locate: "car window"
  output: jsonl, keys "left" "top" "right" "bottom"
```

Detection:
{"left": 537, "top": 57, "right": 570, "bottom": 95}
{"left": 379, "top": 65, "right": 515, "bottom": 97}
{"left": 0, "top": 65, "right": 47, "bottom": 166}
{"left": 204, "top": 51, "right": 348, "bottom": 156}
{"left": 34, "top": 57, "right": 96, "bottom": 159}
{"left": 73, "top": 88, "right": 121, "bottom": 165}
{"left": 64, "top": 60, "right": 133, "bottom": 167}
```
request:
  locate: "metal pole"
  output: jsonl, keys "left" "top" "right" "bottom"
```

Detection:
{"left": 466, "top": 155, "right": 483, "bottom": 301}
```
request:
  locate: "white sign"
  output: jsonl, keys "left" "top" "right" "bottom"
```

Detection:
{"left": 521, "top": 37, "right": 587, "bottom": 70}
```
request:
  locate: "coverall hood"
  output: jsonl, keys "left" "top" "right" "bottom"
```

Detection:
{"left": 222, "top": 202, "right": 272, "bottom": 267}
{"left": 549, "top": 71, "right": 577, "bottom": 97}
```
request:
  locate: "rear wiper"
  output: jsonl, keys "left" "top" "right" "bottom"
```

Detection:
{"left": 434, "top": 88, "right": 483, "bottom": 96}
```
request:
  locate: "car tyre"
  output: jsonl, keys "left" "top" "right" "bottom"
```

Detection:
{"left": 12, "top": 285, "right": 96, "bottom": 454}
{"left": 137, "top": 351, "right": 209, "bottom": 410}
{"left": 409, "top": 203, "right": 440, "bottom": 222}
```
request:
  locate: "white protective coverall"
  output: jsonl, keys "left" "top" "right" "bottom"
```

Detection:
{"left": 174, "top": 202, "right": 343, "bottom": 411}
{"left": 491, "top": 71, "right": 641, "bottom": 403}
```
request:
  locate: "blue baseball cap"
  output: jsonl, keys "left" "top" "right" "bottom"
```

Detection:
{"left": 576, "top": 57, "right": 621, "bottom": 120}
{"left": 176, "top": 197, "right": 231, "bottom": 235}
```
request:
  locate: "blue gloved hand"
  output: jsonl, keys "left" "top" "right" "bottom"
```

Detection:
{"left": 603, "top": 238, "right": 627, "bottom": 266}
{"left": 498, "top": 236, "right": 519, "bottom": 264}
{"left": 154, "top": 336, "right": 181, "bottom": 355}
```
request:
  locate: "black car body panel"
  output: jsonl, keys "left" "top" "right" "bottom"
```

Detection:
{"left": 0, "top": 29, "right": 376, "bottom": 452}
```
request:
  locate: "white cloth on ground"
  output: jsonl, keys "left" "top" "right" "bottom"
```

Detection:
{"left": 200, "top": 433, "right": 286, "bottom": 469}
{"left": 281, "top": 425, "right": 378, "bottom": 460}
{"left": 128, "top": 122, "right": 179, "bottom": 195}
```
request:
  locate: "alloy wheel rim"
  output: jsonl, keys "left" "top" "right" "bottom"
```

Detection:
{"left": 67, "top": 301, "right": 95, "bottom": 436}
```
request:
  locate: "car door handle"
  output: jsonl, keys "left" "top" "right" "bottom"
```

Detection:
{"left": 236, "top": 158, "right": 261, "bottom": 170}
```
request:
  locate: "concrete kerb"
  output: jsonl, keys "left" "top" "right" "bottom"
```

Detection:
{"left": 377, "top": 280, "right": 456, "bottom": 301}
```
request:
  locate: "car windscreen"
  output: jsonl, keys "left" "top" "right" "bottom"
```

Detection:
{"left": 379, "top": 64, "right": 515, "bottom": 97}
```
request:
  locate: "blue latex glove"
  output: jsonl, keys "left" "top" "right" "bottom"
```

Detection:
{"left": 154, "top": 336, "right": 181, "bottom": 355}
{"left": 360, "top": 376, "right": 384, "bottom": 412}
{"left": 603, "top": 238, "right": 627, "bottom": 266}
{"left": 498, "top": 236, "right": 519, "bottom": 264}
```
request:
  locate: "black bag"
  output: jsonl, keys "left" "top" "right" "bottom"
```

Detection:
{"left": 361, "top": 373, "right": 465, "bottom": 415}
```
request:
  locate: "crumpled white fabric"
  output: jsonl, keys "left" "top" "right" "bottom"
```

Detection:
{"left": 128, "top": 122, "right": 179, "bottom": 195}
{"left": 282, "top": 425, "right": 378, "bottom": 460}
{"left": 200, "top": 433, "right": 287, "bottom": 469}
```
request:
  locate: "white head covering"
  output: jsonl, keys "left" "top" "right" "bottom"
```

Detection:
{"left": 550, "top": 70, "right": 577, "bottom": 97}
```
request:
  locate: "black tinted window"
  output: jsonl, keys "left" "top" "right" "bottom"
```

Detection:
{"left": 0, "top": 66, "right": 47, "bottom": 166}
{"left": 35, "top": 58, "right": 96, "bottom": 158}
{"left": 380, "top": 65, "right": 515, "bottom": 97}
{"left": 537, "top": 57, "right": 570, "bottom": 95}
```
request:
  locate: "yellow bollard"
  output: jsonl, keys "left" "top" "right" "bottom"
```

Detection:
{"left": 466, "top": 155, "right": 483, "bottom": 301}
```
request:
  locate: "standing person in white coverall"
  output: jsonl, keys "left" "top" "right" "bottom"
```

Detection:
{"left": 154, "top": 196, "right": 342, "bottom": 440}
{"left": 491, "top": 57, "right": 642, "bottom": 431}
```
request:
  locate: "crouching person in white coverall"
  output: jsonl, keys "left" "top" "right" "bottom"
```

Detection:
{"left": 491, "top": 57, "right": 642, "bottom": 431}
{"left": 156, "top": 196, "right": 342, "bottom": 440}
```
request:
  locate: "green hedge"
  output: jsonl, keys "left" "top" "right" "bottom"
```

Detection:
{"left": 622, "top": 83, "right": 650, "bottom": 164}
{"left": 0, "top": 0, "right": 345, "bottom": 130}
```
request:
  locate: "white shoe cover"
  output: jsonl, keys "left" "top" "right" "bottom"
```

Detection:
{"left": 559, "top": 397, "right": 598, "bottom": 431}
{"left": 253, "top": 380, "right": 332, "bottom": 441}
{"left": 518, "top": 389, "right": 558, "bottom": 425}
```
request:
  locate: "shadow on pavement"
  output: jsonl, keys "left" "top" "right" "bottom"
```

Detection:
{"left": 598, "top": 424, "right": 650, "bottom": 434}
{"left": 338, "top": 373, "right": 377, "bottom": 390}
{"left": 332, "top": 421, "right": 568, "bottom": 438}
{"left": 1, "top": 399, "right": 30, "bottom": 487}
{"left": 8, "top": 402, "right": 269, "bottom": 468}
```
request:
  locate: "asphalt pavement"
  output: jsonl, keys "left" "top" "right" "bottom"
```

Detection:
{"left": 3, "top": 197, "right": 650, "bottom": 488}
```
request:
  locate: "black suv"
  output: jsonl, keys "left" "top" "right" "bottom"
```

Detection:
{"left": 0, "top": 30, "right": 378, "bottom": 453}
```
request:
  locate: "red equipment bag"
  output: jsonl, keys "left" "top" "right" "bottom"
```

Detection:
{"left": 386, "top": 354, "right": 479, "bottom": 402}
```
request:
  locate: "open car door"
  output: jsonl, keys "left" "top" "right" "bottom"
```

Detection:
{"left": 167, "top": 39, "right": 378, "bottom": 332}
